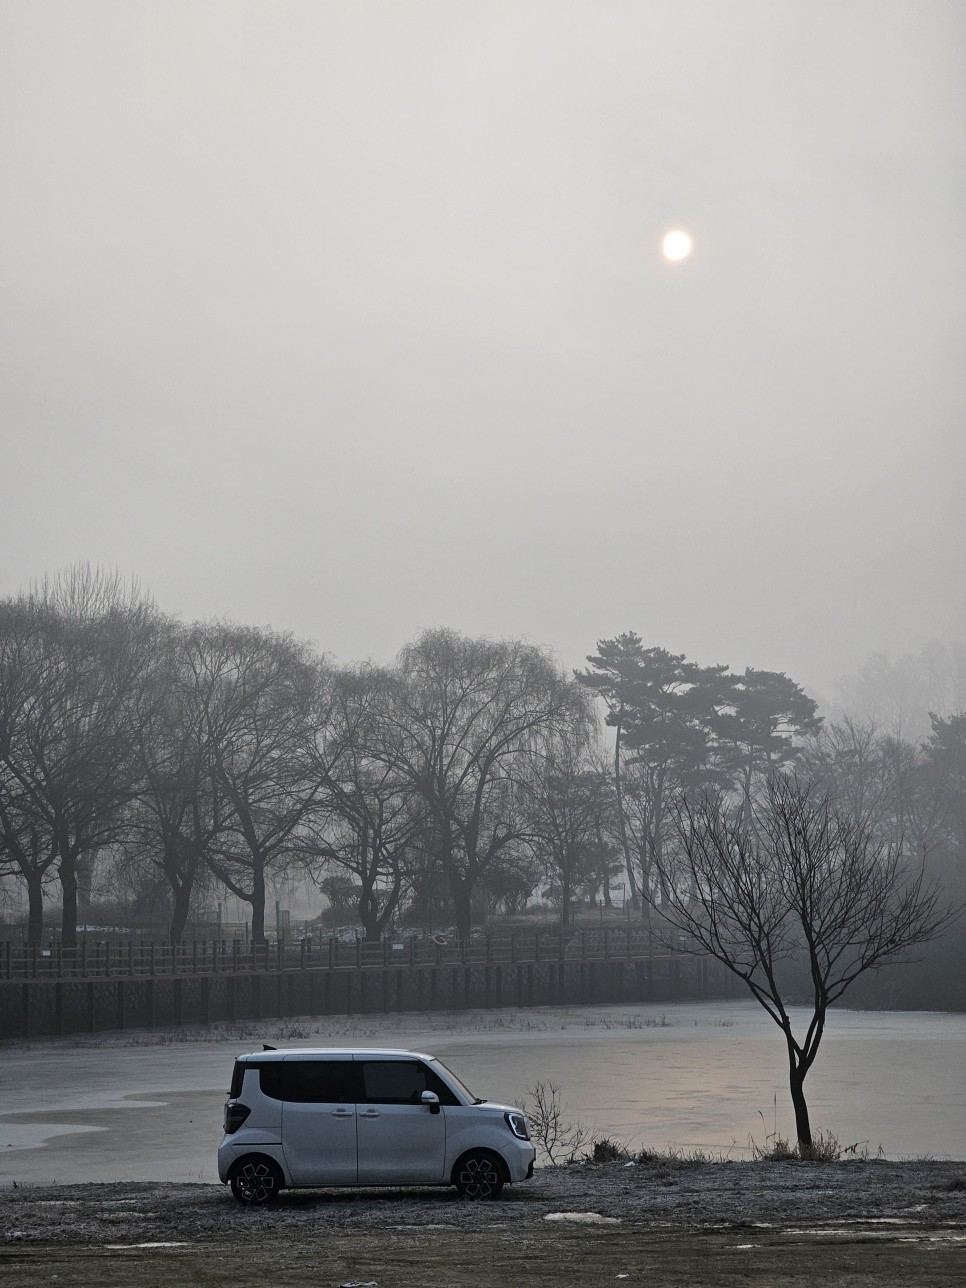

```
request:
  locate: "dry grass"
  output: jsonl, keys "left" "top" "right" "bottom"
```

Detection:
{"left": 750, "top": 1126, "right": 883, "bottom": 1162}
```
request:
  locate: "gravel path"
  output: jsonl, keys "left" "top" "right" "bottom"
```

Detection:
{"left": 3, "top": 1159, "right": 965, "bottom": 1245}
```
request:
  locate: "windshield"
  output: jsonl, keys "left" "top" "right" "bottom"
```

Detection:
{"left": 430, "top": 1058, "right": 480, "bottom": 1104}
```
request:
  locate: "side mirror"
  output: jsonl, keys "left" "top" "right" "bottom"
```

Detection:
{"left": 420, "top": 1090, "right": 441, "bottom": 1115}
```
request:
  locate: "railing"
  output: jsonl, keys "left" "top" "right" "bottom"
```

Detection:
{"left": 0, "top": 926, "right": 671, "bottom": 982}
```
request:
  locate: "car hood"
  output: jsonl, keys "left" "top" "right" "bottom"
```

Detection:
{"left": 469, "top": 1100, "right": 525, "bottom": 1115}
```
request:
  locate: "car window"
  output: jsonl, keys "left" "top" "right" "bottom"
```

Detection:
{"left": 236, "top": 1060, "right": 279, "bottom": 1099}
{"left": 430, "top": 1058, "right": 475, "bottom": 1104}
{"left": 258, "top": 1064, "right": 284, "bottom": 1100}
{"left": 229, "top": 1060, "right": 245, "bottom": 1099}
{"left": 359, "top": 1059, "right": 460, "bottom": 1105}
{"left": 421, "top": 1063, "right": 461, "bottom": 1106}
{"left": 360, "top": 1060, "right": 429, "bottom": 1104}
{"left": 259, "top": 1060, "right": 356, "bottom": 1103}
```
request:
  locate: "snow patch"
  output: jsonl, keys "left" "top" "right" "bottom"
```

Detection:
{"left": 545, "top": 1211, "right": 621, "bottom": 1225}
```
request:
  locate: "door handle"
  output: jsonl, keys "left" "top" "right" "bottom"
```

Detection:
{"left": 360, "top": 1110, "right": 381, "bottom": 1118}
{"left": 331, "top": 1109, "right": 353, "bottom": 1117}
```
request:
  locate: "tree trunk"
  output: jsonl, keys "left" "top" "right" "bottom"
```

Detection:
{"left": 741, "top": 758, "right": 755, "bottom": 827}
{"left": 360, "top": 882, "right": 382, "bottom": 942}
{"left": 363, "top": 872, "right": 403, "bottom": 943}
{"left": 789, "top": 1060, "right": 812, "bottom": 1154}
{"left": 451, "top": 876, "right": 473, "bottom": 939}
{"left": 250, "top": 860, "right": 267, "bottom": 943}
{"left": 169, "top": 881, "right": 192, "bottom": 947}
{"left": 59, "top": 854, "right": 78, "bottom": 949}
{"left": 561, "top": 872, "right": 572, "bottom": 930}
{"left": 613, "top": 713, "right": 640, "bottom": 909}
{"left": 25, "top": 871, "right": 45, "bottom": 946}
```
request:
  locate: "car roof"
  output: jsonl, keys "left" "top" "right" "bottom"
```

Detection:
{"left": 236, "top": 1048, "right": 436, "bottom": 1062}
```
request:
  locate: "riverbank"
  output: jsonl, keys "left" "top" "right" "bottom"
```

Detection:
{"left": 2, "top": 1160, "right": 965, "bottom": 1286}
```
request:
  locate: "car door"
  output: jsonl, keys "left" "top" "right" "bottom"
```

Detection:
{"left": 355, "top": 1058, "right": 447, "bottom": 1185}
{"left": 279, "top": 1056, "right": 359, "bottom": 1185}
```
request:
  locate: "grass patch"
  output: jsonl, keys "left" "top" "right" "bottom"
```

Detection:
{"left": 581, "top": 1012, "right": 676, "bottom": 1030}
{"left": 750, "top": 1126, "right": 883, "bottom": 1162}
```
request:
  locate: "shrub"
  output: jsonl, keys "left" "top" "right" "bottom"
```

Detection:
{"left": 591, "top": 1137, "right": 630, "bottom": 1163}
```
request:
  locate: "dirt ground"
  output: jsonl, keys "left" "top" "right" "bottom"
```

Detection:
{"left": 2, "top": 1159, "right": 965, "bottom": 1286}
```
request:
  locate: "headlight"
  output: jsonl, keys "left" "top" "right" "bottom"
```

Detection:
{"left": 504, "top": 1111, "right": 530, "bottom": 1141}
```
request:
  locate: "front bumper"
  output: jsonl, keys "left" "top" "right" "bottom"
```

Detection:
{"left": 502, "top": 1138, "right": 537, "bottom": 1183}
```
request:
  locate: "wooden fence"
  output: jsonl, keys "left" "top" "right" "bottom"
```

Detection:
{"left": 0, "top": 927, "right": 733, "bottom": 1040}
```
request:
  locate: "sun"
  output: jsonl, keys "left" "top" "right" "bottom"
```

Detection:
{"left": 662, "top": 229, "right": 693, "bottom": 262}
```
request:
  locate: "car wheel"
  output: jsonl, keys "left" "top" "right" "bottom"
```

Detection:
{"left": 228, "top": 1155, "right": 284, "bottom": 1206}
{"left": 454, "top": 1149, "right": 505, "bottom": 1200}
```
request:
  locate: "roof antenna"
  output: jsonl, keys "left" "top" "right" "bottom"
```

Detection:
{"left": 262, "top": 1043, "right": 277, "bottom": 1051}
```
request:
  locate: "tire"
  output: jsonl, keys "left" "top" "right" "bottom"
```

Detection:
{"left": 453, "top": 1149, "right": 505, "bottom": 1201}
{"left": 228, "top": 1155, "right": 284, "bottom": 1206}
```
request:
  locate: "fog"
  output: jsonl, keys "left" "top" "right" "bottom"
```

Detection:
{"left": 1, "top": 1, "right": 964, "bottom": 693}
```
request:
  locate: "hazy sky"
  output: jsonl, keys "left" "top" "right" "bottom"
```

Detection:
{"left": 2, "top": 0, "right": 964, "bottom": 696}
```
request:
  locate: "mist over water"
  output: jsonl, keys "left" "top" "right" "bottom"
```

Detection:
{"left": 1, "top": 1002, "right": 962, "bottom": 1185}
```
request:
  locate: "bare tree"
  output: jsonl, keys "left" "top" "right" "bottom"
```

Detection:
{"left": 185, "top": 622, "right": 325, "bottom": 943}
{"left": 800, "top": 716, "right": 889, "bottom": 833}
{"left": 126, "top": 624, "right": 227, "bottom": 944}
{"left": 833, "top": 642, "right": 966, "bottom": 744}
{"left": 0, "top": 570, "right": 166, "bottom": 946}
{"left": 655, "top": 775, "right": 957, "bottom": 1154}
{"left": 521, "top": 1081, "right": 589, "bottom": 1165}
{"left": 0, "top": 600, "right": 58, "bottom": 942}
{"left": 383, "top": 628, "right": 590, "bottom": 937}
{"left": 922, "top": 713, "right": 966, "bottom": 891}
{"left": 0, "top": 788, "right": 59, "bottom": 945}
{"left": 878, "top": 731, "right": 948, "bottom": 864}
{"left": 524, "top": 740, "right": 614, "bottom": 928}
{"left": 300, "top": 665, "right": 426, "bottom": 942}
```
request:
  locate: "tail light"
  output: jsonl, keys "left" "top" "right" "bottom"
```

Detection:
{"left": 224, "top": 1102, "right": 251, "bottom": 1134}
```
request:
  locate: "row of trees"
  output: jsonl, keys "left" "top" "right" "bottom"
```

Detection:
{"left": 1, "top": 574, "right": 964, "bottom": 957}
{"left": 581, "top": 632, "right": 965, "bottom": 913}
{"left": 577, "top": 633, "right": 822, "bottom": 914}
{"left": 1, "top": 570, "right": 595, "bottom": 945}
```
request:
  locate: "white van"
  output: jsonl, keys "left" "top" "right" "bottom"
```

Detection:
{"left": 218, "top": 1047, "right": 536, "bottom": 1204}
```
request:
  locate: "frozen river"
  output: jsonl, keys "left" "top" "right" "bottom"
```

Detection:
{"left": 0, "top": 1001, "right": 963, "bottom": 1184}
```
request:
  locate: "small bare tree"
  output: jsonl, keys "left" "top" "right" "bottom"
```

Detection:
{"left": 522, "top": 1081, "right": 588, "bottom": 1165}
{"left": 655, "top": 775, "right": 957, "bottom": 1155}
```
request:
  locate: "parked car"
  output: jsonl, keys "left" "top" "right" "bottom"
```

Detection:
{"left": 218, "top": 1047, "right": 535, "bottom": 1204}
